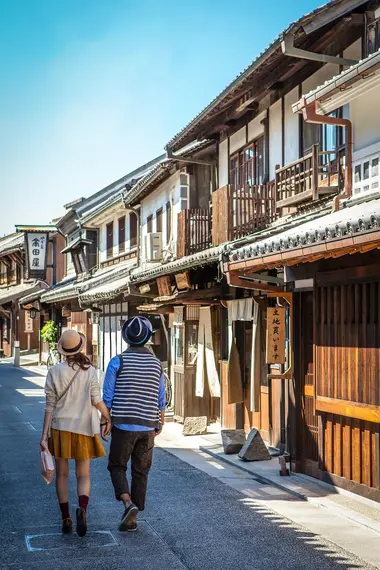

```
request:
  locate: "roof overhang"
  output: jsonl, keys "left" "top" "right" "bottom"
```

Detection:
{"left": 293, "top": 49, "right": 380, "bottom": 115}
{"left": 166, "top": 0, "right": 367, "bottom": 151}
{"left": 61, "top": 237, "right": 93, "bottom": 254}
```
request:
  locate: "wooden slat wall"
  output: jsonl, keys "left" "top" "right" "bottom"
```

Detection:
{"left": 315, "top": 279, "right": 380, "bottom": 489}
{"left": 322, "top": 414, "right": 380, "bottom": 488}
{"left": 315, "top": 281, "right": 380, "bottom": 407}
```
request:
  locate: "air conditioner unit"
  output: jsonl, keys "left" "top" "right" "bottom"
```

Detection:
{"left": 145, "top": 232, "right": 163, "bottom": 262}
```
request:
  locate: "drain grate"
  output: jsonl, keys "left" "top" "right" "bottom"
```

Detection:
{"left": 25, "top": 530, "right": 118, "bottom": 552}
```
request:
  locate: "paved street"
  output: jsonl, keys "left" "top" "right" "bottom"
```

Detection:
{"left": 0, "top": 363, "right": 377, "bottom": 570}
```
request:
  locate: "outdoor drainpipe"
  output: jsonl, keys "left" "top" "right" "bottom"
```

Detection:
{"left": 300, "top": 98, "right": 353, "bottom": 212}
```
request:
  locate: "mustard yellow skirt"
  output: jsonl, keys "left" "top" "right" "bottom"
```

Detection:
{"left": 49, "top": 429, "right": 106, "bottom": 460}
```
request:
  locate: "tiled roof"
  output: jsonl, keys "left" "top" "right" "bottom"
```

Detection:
{"left": 79, "top": 275, "right": 130, "bottom": 303}
{"left": 124, "top": 140, "right": 214, "bottom": 206}
{"left": 129, "top": 245, "right": 224, "bottom": 284}
{"left": 230, "top": 195, "right": 380, "bottom": 262}
{"left": 0, "top": 282, "right": 44, "bottom": 306}
{"left": 40, "top": 278, "right": 79, "bottom": 303}
{"left": 166, "top": 0, "right": 364, "bottom": 151}
{"left": 0, "top": 233, "right": 24, "bottom": 256}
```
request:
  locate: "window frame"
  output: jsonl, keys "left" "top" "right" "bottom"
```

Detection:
{"left": 156, "top": 208, "right": 163, "bottom": 233}
{"left": 106, "top": 221, "right": 114, "bottom": 259}
{"left": 118, "top": 216, "right": 126, "bottom": 254}
{"left": 166, "top": 201, "right": 172, "bottom": 245}
{"left": 229, "top": 136, "right": 264, "bottom": 193}
{"left": 129, "top": 212, "right": 138, "bottom": 248}
{"left": 147, "top": 215, "right": 153, "bottom": 234}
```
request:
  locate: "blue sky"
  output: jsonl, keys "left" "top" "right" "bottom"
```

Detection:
{"left": 0, "top": 0, "right": 321, "bottom": 235}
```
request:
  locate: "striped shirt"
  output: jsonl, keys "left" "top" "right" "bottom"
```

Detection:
{"left": 103, "top": 346, "right": 166, "bottom": 430}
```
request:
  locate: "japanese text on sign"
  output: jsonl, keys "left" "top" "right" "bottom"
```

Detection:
{"left": 266, "top": 306, "right": 286, "bottom": 364}
{"left": 26, "top": 233, "right": 47, "bottom": 275}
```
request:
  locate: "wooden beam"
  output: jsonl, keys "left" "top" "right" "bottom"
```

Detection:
{"left": 228, "top": 271, "right": 283, "bottom": 293}
{"left": 316, "top": 396, "right": 380, "bottom": 424}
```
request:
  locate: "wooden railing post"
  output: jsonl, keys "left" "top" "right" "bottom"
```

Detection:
{"left": 312, "top": 144, "right": 319, "bottom": 201}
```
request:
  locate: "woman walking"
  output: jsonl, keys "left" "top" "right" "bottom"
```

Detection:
{"left": 40, "top": 330, "right": 111, "bottom": 537}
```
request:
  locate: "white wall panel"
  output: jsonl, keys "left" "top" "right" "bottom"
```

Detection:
{"left": 284, "top": 87, "right": 299, "bottom": 165}
{"left": 269, "top": 99, "right": 282, "bottom": 179}
{"left": 229, "top": 127, "right": 246, "bottom": 154}
{"left": 218, "top": 139, "right": 228, "bottom": 187}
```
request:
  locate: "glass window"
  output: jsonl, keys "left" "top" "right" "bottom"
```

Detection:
{"left": 229, "top": 136, "right": 264, "bottom": 193}
{"left": 174, "top": 325, "right": 184, "bottom": 366}
{"left": 354, "top": 165, "right": 361, "bottom": 184}
{"left": 363, "top": 161, "right": 370, "bottom": 180}
{"left": 186, "top": 323, "right": 198, "bottom": 365}
{"left": 372, "top": 158, "right": 379, "bottom": 177}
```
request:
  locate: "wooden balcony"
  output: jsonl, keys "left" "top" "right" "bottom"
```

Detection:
{"left": 212, "top": 183, "right": 276, "bottom": 246}
{"left": 177, "top": 208, "right": 212, "bottom": 258}
{"left": 276, "top": 144, "right": 344, "bottom": 209}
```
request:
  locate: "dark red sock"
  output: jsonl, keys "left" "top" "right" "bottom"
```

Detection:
{"left": 79, "top": 495, "right": 89, "bottom": 511}
{"left": 59, "top": 502, "right": 70, "bottom": 520}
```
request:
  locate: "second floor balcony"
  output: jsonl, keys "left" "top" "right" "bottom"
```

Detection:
{"left": 276, "top": 144, "right": 345, "bottom": 210}
{"left": 177, "top": 208, "right": 212, "bottom": 258}
{"left": 212, "top": 182, "right": 277, "bottom": 246}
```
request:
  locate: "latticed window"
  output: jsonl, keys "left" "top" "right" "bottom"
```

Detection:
{"left": 229, "top": 136, "right": 264, "bottom": 193}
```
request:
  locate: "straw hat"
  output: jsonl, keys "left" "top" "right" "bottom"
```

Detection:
{"left": 57, "top": 329, "right": 86, "bottom": 356}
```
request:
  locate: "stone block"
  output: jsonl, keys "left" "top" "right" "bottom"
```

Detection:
{"left": 183, "top": 416, "right": 208, "bottom": 436}
{"left": 238, "top": 428, "right": 271, "bottom": 461}
{"left": 221, "top": 429, "right": 246, "bottom": 454}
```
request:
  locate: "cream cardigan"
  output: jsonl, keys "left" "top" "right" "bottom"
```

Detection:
{"left": 45, "top": 362, "right": 103, "bottom": 437}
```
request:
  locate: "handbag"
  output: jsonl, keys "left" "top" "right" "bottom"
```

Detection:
{"left": 40, "top": 367, "right": 81, "bottom": 484}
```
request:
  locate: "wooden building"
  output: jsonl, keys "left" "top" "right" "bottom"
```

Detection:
{"left": 0, "top": 229, "right": 65, "bottom": 359}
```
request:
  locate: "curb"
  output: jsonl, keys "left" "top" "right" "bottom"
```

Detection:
{"left": 200, "top": 445, "right": 380, "bottom": 536}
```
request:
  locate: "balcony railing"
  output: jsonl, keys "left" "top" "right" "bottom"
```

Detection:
{"left": 177, "top": 208, "right": 212, "bottom": 258}
{"left": 212, "top": 182, "right": 277, "bottom": 246}
{"left": 276, "top": 144, "right": 345, "bottom": 209}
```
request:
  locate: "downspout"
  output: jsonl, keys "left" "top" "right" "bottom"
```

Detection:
{"left": 300, "top": 99, "right": 352, "bottom": 212}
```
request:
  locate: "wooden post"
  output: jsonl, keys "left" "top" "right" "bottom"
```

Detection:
{"left": 312, "top": 144, "right": 319, "bottom": 201}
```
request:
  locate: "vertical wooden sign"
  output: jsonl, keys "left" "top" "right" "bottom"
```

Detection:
{"left": 266, "top": 306, "right": 286, "bottom": 364}
{"left": 156, "top": 276, "right": 172, "bottom": 297}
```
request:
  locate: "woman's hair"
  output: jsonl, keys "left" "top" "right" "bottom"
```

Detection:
{"left": 66, "top": 352, "right": 92, "bottom": 371}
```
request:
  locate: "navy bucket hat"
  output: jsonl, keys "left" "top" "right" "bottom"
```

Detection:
{"left": 122, "top": 316, "right": 153, "bottom": 346}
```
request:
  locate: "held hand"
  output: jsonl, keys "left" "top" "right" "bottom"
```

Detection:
{"left": 104, "top": 421, "right": 112, "bottom": 436}
{"left": 100, "top": 422, "right": 111, "bottom": 441}
{"left": 40, "top": 438, "right": 49, "bottom": 451}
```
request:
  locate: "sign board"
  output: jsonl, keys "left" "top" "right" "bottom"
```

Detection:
{"left": 266, "top": 307, "right": 286, "bottom": 364}
{"left": 156, "top": 276, "right": 171, "bottom": 297}
{"left": 175, "top": 272, "right": 191, "bottom": 290}
{"left": 139, "top": 283, "right": 151, "bottom": 295}
{"left": 24, "top": 311, "right": 34, "bottom": 333}
{"left": 25, "top": 232, "right": 49, "bottom": 279}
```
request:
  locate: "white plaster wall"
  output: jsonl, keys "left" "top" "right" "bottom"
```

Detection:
{"left": 350, "top": 83, "right": 380, "bottom": 152}
{"left": 99, "top": 205, "right": 129, "bottom": 263}
{"left": 218, "top": 139, "right": 228, "bottom": 187}
{"left": 269, "top": 98, "right": 282, "bottom": 179}
{"left": 229, "top": 126, "right": 247, "bottom": 154}
{"left": 302, "top": 63, "right": 340, "bottom": 96}
{"left": 284, "top": 87, "right": 299, "bottom": 165}
{"left": 247, "top": 111, "right": 265, "bottom": 143}
{"left": 344, "top": 38, "right": 362, "bottom": 62}
{"left": 140, "top": 170, "right": 184, "bottom": 262}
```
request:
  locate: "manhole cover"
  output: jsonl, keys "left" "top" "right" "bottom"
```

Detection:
{"left": 25, "top": 530, "right": 118, "bottom": 551}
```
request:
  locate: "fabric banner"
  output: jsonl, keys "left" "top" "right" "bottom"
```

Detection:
{"left": 227, "top": 298, "right": 253, "bottom": 325}
{"left": 227, "top": 340, "right": 243, "bottom": 404}
{"left": 195, "top": 307, "right": 221, "bottom": 398}
{"left": 250, "top": 300, "right": 261, "bottom": 412}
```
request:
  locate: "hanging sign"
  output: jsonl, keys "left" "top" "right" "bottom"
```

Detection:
{"left": 24, "top": 311, "right": 34, "bottom": 333}
{"left": 175, "top": 272, "right": 191, "bottom": 290}
{"left": 139, "top": 283, "right": 151, "bottom": 294}
{"left": 25, "top": 232, "right": 49, "bottom": 279}
{"left": 156, "top": 276, "right": 171, "bottom": 297}
{"left": 266, "top": 306, "right": 286, "bottom": 364}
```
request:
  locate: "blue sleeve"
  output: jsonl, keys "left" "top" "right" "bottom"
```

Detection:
{"left": 158, "top": 371, "right": 167, "bottom": 411}
{"left": 102, "top": 356, "right": 120, "bottom": 408}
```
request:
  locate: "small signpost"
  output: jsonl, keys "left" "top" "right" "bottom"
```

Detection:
{"left": 266, "top": 306, "right": 286, "bottom": 364}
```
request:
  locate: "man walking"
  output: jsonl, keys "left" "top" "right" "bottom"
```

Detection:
{"left": 101, "top": 316, "right": 166, "bottom": 531}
